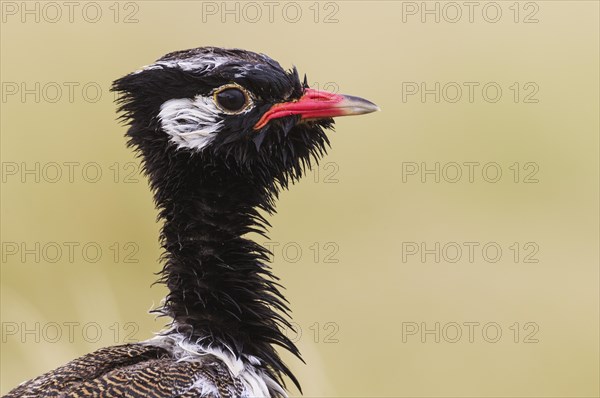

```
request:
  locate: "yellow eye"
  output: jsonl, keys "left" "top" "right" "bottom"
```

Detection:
{"left": 213, "top": 84, "right": 252, "bottom": 114}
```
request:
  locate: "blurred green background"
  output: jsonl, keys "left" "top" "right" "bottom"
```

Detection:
{"left": 1, "top": 1, "right": 598, "bottom": 396}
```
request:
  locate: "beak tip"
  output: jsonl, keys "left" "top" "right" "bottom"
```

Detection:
{"left": 341, "top": 95, "right": 380, "bottom": 116}
{"left": 368, "top": 100, "right": 381, "bottom": 113}
{"left": 357, "top": 102, "right": 381, "bottom": 115}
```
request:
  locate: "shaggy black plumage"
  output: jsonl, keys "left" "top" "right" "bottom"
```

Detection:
{"left": 111, "top": 48, "right": 335, "bottom": 390}
{"left": 5, "top": 46, "right": 378, "bottom": 398}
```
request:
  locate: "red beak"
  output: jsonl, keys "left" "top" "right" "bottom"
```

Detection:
{"left": 253, "top": 88, "right": 379, "bottom": 130}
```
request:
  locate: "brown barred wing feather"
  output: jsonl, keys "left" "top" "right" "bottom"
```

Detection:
{"left": 3, "top": 344, "right": 240, "bottom": 398}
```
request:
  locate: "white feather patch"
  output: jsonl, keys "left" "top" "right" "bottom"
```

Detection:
{"left": 143, "top": 332, "right": 287, "bottom": 398}
{"left": 136, "top": 55, "right": 230, "bottom": 74}
{"left": 158, "top": 96, "right": 223, "bottom": 150}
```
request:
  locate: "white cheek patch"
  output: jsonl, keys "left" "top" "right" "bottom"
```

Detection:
{"left": 159, "top": 95, "right": 223, "bottom": 150}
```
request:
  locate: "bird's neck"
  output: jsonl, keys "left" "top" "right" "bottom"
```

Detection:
{"left": 149, "top": 152, "right": 299, "bottom": 386}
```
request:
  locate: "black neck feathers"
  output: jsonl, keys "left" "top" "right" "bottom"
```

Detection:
{"left": 121, "top": 116, "right": 331, "bottom": 391}
{"left": 111, "top": 48, "right": 334, "bottom": 391}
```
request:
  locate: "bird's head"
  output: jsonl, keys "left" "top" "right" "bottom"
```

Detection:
{"left": 112, "top": 47, "right": 378, "bottom": 193}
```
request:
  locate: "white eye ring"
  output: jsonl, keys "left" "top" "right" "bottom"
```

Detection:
{"left": 212, "top": 83, "right": 254, "bottom": 114}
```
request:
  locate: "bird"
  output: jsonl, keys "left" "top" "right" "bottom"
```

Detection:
{"left": 4, "top": 46, "right": 379, "bottom": 398}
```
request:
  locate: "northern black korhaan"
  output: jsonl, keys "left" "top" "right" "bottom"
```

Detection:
{"left": 5, "top": 47, "right": 379, "bottom": 398}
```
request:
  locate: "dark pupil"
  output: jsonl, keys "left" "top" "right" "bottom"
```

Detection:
{"left": 216, "top": 88, "right": 246, "bottom": 111}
